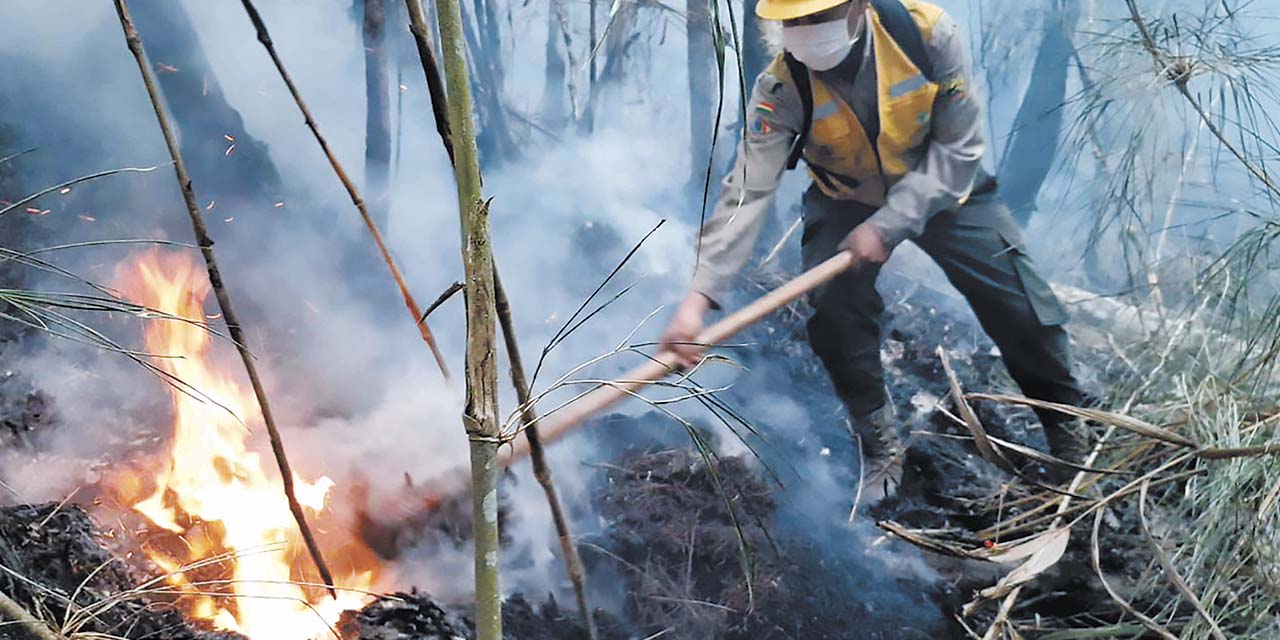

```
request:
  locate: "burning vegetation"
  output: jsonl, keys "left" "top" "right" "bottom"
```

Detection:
{"left": 110, "top": 250, "right": 379, "bottom": 636}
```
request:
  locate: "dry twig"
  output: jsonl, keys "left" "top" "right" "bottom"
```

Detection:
{"left": 112, "top": 0, "right": 336, "bottom": 596}
{"left": 236, "top": 0, "right": 453, "bottom": 384}
{"left": 494, "top": 270, "right": 598, "bottom": 639}
{"left": 0, "top": 588, "right": 65, "bottom": 640}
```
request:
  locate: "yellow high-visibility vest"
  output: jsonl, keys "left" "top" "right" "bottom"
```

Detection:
{"left": 770, "top": 0, "right": 945, "bottom": 205}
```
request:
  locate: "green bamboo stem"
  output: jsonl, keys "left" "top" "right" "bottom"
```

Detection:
{"left": 434, "top": 0, "right": 503, "bottom": 635}
{"left": 112, "top": 0, "right": 337, "bottom": 597}
{"left": 402, "top": 2, "right": 595, "bottom": 634}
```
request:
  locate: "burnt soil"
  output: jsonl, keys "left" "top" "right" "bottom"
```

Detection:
{"left": 0, "top": 502, "right": 244, "bottom": 640}
{"left": 0, "top": 271, "right": 1124, "bottom": 639}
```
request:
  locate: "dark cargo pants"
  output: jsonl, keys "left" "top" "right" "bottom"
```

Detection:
{"left": 800, "top": 185, "right": 1082, "bottom": 427}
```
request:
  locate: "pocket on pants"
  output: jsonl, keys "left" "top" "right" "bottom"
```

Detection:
{"left": 996, "top": 228, "right": 1070, "bottom": 327}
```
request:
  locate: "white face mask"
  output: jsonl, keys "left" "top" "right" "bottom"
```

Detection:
{"left": 781, "top": 15, "right": 861, "bottom": 71}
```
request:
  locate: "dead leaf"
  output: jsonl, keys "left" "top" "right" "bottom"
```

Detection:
{"left": 978, "top": 527, "right": 1070, "bottom": 600}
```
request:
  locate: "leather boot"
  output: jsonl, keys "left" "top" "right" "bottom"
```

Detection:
{"left": 850, "top": 405, "right": 904, "bottom": 504}
{"left": 1043, "top": 415, "right": 1091, "bottom": 485}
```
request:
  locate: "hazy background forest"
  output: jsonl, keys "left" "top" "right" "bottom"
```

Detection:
{"left": 1, "top": 0, "right": 1278, "bottom": 638}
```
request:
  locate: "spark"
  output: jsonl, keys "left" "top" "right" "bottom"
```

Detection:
{"left": 156, "top": 62, "right": 179, "bottom": 73}
{"left": 25, "top": 208, "right": 51, "bottom": 216}
{"left": 399, "top": 84, "right": 408, "bottom": 92}
{"left": 59, "top": 187, "right": 71, "bottom": 195}
{"left": 206, "top": 312, "right": 223, "bottom": 320}
{"left": 223, "top": 216, "right": 235, "bottom": 223}
{"left": 274, "top": 201, "right": 285, "bottom": 208}
{"left": 224, "top": 144, "right": 236, "bottom": 157}
{"left": 224, "top": 134, "right": 235, "bottom": 143}
{"left": 79, "top": 215, "right": 96, "bottom": 223}
{"left": 202, "top": 75, "right": 209, "bottom": 96}
{"left": 205, "top": 200, "right": 216, "bottom": 211}
{"left": 304, "top": 300, "right": 320, "bottom": 315}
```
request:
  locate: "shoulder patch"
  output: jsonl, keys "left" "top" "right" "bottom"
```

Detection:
{"left": 942, "top": 74, "right": 968, "bottom": 101}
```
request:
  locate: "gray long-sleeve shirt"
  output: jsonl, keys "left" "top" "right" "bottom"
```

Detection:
{"left": 690, "top": 10, "right": 985, "bottom": 306}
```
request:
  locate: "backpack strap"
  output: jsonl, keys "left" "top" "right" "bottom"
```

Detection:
{"left": 782, "top": 52, "right": 812, "bottom": 171}
{"left": 869, "top": 0, "right": 934, "bottom": 81}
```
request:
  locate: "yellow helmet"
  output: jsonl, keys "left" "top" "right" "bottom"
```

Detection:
{"left": 755, "top": 0, "right": 849, "bottom": 21}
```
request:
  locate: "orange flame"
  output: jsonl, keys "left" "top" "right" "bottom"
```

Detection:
{"left": 115, "top": 250, "right": 377, "bottom": 638}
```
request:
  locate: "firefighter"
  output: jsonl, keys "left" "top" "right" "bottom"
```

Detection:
{"left": 660, "top": 0, "right": 1088, "bottom": 501}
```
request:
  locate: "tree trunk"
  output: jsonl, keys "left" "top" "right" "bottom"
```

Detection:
{"left": 459, "top": 1, "right": 518, "bottom": 163}
{"left": 539, "top": 0, "right": 568, "bottom": 128}
{"left": 435, "top": 0, "right": 503, "bottom": 636}
{"left": 687, "top": 0, "right": 717, "bottom": 203}
{"left": 741, "top": 0, "right": 770, "bottom": 90}
{"left": 128, "top": 0, "right": 284, "bottom": 239}
{"left": 579, "top": 0, "right": 598, "bottom": 132}
{"left": 364, "top": 0, "right": 393, "bottom": 230}
{"left": 997, "top": 0, "right": 1080, "bottom": 226}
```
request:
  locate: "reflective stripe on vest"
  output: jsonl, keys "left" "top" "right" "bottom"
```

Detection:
{"left": 799, "top": 1, "right": 943, "bottom": 204}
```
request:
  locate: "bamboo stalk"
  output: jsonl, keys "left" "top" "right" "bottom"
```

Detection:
{"left": 401, "top": 2, "right": 593, "bottom": 631}
{"left": 494, "top": 270, "right": 598, "bottom": 640}
{"left": 235, "top": 0, "right": 453, "bottom": 385}
{"left": 112, "top": 0, "right": 337, "bottom": 597}
{"left": 433, "top": 0, "right": 504, "bottom": 635}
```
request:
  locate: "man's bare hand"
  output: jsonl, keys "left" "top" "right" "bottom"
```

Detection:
{"left": 659, "top": 292, "right": 712, "bottom": 369}
{"left": 838, "top": 222, "right": 889, "bottom": 268}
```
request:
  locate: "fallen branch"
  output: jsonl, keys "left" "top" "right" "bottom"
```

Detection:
{"left": 236, "top": 0, "right": 453, "bottom": 385}
{"left": 112, "top": 0, "right": 336, "bottom": 596}
{"left": 967, "top": 393, "right": 1197, "bottom": 448}
{"left": 0, "top": 587, "right": 65, "bottom": 640}
{"left": 1196, "top": 442, "right": 1280, "bottom": 460}
{"left": 940, "top": 353, "right": 1081, "bottom": 499}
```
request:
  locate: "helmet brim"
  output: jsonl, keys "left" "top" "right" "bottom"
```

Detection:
{"left": 755, "top": 0, "right": 850, "bottom": 21}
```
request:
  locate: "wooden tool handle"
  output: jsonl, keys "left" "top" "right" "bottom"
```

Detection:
{"left": 497, "top": 250, "right": 855, "bottom": 467}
